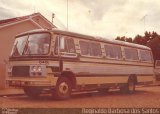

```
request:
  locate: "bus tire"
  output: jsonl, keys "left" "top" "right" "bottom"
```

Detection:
{"left": 23, "top": 87, "right": 41, "bottom": 98}
{"left": 52, "top": 77, "right": 72, "bottom": 100}
{"left": 120, "top": 78, "right": 135, "bottom": 94}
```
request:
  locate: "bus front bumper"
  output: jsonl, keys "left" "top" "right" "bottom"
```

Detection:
{"left": 6, "top": 79, "right": 54, "bottom": 88}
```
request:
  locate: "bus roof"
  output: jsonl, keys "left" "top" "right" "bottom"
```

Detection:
{"left": 16, "top": 28, "right": 151, "bottom": 50}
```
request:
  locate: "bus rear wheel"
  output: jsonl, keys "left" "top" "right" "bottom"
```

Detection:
{"left": 52, "top": 77, "right": 72, "bottom": 100}
{"left": 23, "top": 87, "right": 41, "bottom": 98}
{"left": 120, "top": 79, "right": 135, "bottom": 94}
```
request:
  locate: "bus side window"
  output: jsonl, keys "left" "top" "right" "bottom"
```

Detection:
{"left": 54, "top": 36, "right": 76, "bottom": 55}
{"left": 104, "top": 44, "right": 122, "bottom": 59}
{"left": 60, "top": 37, "right": 76, "bottom": 53}
{"left": 139, "top": 50, "right": 152, "bottom": 62}
{"left": 66, "top": 38, "right": 76, "bottom": 53}
{"left": 79, "top": 41, "right": 102, "bottom": 57}
{"left": 105, "top": 45, "right": 114, "bottom": 58}
{"left": 124, "top": 48, "right": 139, "bottom": 61}
{"left": 90, "top": 42, "right": 102, "bottom": 57}
{"left": 79, "top": 41, "right": 90, "bottom": 55}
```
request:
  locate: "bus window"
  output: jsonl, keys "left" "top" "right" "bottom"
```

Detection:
{"left": 12, "top": 33, "right": 50, "bottom": 56}
{"left": 11, "top": 35, "right": 28, "bottom": 56}
{"left": 66, "top": 38, "right": 76, "bottom": 53}
{"left": 79, "top": 41, "right": 102, "bottom": 57}
{"left": 104, "top": 44, "right": 122, "bottom": 59}
{"left": 59, "top": 36, "right": 76, "bottom": 54}
{"left": 139, "top": 50, "right": 152, "bottom": 62}
{"left": 90, "top": 42, "right": 102, "bottom": 56}
{"left": 79, "top": 41, "right": 90, "bottom": 56}
{"left": 26, "top": 34, "right": 50, "bottom": 55}
{"left": 124, "top": 48, "right": 139, "bottom": 61}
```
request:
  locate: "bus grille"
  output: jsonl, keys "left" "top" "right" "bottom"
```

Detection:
{"left": 12, "top": 66, "right": 30, "bottom": 77}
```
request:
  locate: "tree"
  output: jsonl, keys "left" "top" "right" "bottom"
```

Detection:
{"left": 120, "top": 36, "right": 126, "bottom": 41}
{"left": 115, "top": 36, "right": 121, "bottom": 41}
{"left": 144, "top": 31, "right": 151, "bottom": 41}
{"left": 133, "top": 35, "right": 143, "bottom": 44}
{"left": 147, "top": 36, "right": 160, "bottom": 61}
{"left": 151, "top": 31, "right": 158, "bottom": 39}
{"left": 126, "top": 37, "right": 133, "bottom": 43}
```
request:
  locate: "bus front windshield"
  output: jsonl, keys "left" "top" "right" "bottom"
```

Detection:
{"left": 11, "top": 33, "right": 50, "bottom": 56}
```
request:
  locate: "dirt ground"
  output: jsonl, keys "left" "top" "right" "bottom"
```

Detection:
{"left": 0, "top": 86, "right": 160, "bottom": 108}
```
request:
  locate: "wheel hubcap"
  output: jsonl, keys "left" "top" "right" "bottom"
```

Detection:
{"left": 59, "top": 82, "right": 69, "bottom": 94}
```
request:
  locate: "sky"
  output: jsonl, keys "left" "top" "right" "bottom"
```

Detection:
{"left": 0, "top": 0, "right": 160, "bottom": 39}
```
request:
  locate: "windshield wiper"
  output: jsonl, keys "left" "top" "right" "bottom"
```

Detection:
{"left": 12, "top": 42, "right": 20, "bottom": 56}
{"left": 23, "top": 38, "right": 31, "bottom": 55}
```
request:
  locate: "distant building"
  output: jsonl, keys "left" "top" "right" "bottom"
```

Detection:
{"left": 0, "top": 13, "right": 56, "bottom": 89}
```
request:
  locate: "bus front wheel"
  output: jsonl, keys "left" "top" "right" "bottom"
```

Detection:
{"left": 52, "top": 77, "right": 72, "bottom": 100}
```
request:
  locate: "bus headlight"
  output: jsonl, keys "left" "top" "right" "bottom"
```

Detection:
{"left": 32, "top": 66, "right": 37, "bottom": 72}
{"left": 30, "top": 66, "right": 44, "bottom": 76}
{"left": 31, "top": 66, "right": 42, "bottom": 72}
{"left": 37, "top": 66, "right": 42, "bottom": 72}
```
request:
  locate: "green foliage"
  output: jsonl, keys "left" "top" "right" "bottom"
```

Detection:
{"left": 115, "top": 31, "right": 159, "bottom": 46}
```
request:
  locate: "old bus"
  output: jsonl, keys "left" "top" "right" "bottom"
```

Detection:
{"left": 6, "top": 29, "right": 154, "bottom": 100}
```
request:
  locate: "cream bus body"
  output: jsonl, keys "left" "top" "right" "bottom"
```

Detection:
{"left": 6, "top": 29, "right": 154, "bottom": 99}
